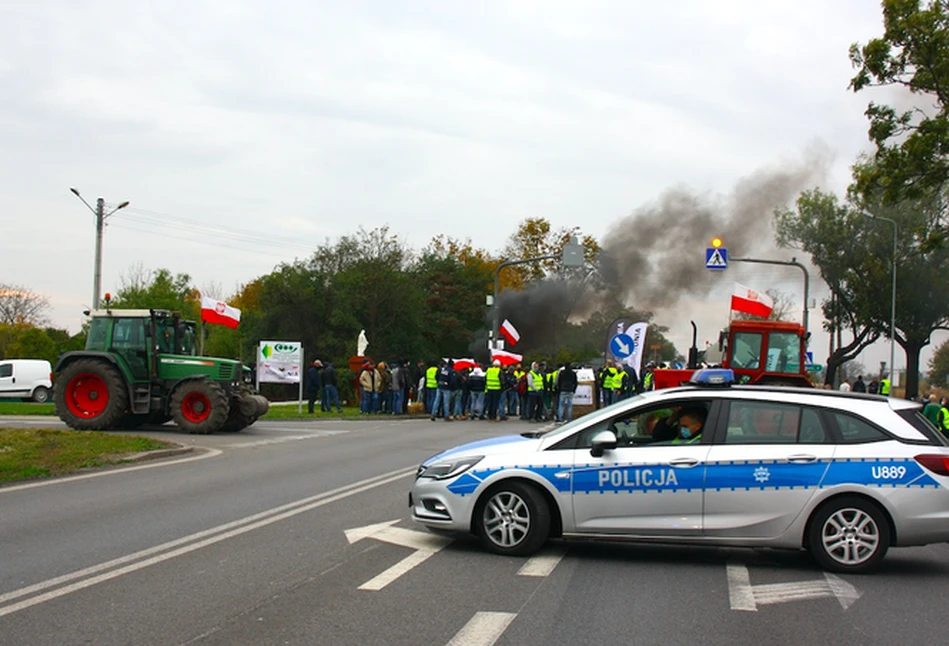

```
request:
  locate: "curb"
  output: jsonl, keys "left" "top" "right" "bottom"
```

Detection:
{"left": 120, "top": 446, "right": 195, "bottom": 463}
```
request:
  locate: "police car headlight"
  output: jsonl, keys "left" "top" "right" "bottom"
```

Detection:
{"left": 418, "top": 456, "right": 483, "bottom": 480}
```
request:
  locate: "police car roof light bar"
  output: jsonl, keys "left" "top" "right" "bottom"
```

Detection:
{"left": 690, "top": 368, "right": 734, "bottom": 387}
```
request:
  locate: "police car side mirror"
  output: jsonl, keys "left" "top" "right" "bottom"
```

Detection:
{"left": 590, "top": 431, "right": 618, "bottom": 458}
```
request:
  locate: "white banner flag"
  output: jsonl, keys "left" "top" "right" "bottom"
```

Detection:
{"left": 621, "top": 322, "right": 648, "bottom": 374}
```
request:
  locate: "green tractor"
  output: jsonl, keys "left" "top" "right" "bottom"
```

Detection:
{"left": 54, "top": 307, "right": 268, "bottom": 433}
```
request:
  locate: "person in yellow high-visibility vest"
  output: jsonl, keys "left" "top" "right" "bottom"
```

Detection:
{"left": 485, "top": 360, "right": 503, "bottom": 421}
{"left": 527, "top": 362, "right": 545, "bottom": 421}
{"left": 879, "top": 377, "right": 891, "bottom": 396}
{"left": 425, "top": 362, "right": 438, "bottom": 413}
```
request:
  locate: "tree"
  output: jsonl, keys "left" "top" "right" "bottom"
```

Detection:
{"left": 930, "top": 339, "right": 949, "bottom": 386}
{"left": 775, "top": 190, "right": 883, "bottom": 386}
{"left": 415, "top": 238, "right": 496, "bottom": 359}
{"left": 849, "top": 0, "right": 949, "bottom": 232}
{"left": 499, "top": 218, "right": 601, "bottom": 288}
{"left": 777, "top": 187, "right": 949, "bottom": 397}
{"left": 109, "top": 265, "right": 198, "bottom": 316}
{"left": 0, "top": 284, "right": 50, "bottom": 326}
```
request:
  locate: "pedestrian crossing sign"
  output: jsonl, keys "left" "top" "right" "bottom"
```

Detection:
{"left": 705, "top": 247, "right": 727, "bottom": 270}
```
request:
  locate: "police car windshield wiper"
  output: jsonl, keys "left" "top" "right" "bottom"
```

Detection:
{"left": 520, "top": 430, "right": 548, "bottom": 438}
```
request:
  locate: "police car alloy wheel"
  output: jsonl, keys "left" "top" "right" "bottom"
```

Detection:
{"left": 476, "top": 482, "right": 550, "bottom": 556}
{"left": 807, "top": 496, "right": 890, "bottom": 574}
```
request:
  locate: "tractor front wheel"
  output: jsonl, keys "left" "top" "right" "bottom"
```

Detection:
{"left": 171, "top": 380, "right": 229, "bottom": 434}
{"left": 55, "top": 359, "right": 129, "bottom": 430}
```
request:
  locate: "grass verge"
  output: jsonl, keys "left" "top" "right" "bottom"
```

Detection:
{"left": 0, "top": 428, "right": 175, "bottom": 484}
{"left": 0, "top": 401, "right": 56, "bottom": 415}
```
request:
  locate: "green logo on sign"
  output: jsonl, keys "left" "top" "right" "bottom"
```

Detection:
{"left": 274, "top": 344, "right": 297, "bottom": 353}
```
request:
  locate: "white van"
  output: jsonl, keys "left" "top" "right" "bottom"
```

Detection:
{"left": 0, "top": 359, "right": 53, "bottom": 402}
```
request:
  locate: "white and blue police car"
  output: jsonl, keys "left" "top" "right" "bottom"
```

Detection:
{"left": 410, "top": 369, "right": 949, "bottom": 573}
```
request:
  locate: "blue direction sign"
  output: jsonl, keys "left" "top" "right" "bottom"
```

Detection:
{"left": 610, "top": 333, "right": 635, "bottom": 358}
{"left": 706, "top": 247, "right": 728, "bottom": 270}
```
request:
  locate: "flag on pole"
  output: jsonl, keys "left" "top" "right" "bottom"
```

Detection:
{"left": 200, "top": 296, "right": 241, "bottom": 329}
{"left": 730, "top": 283, "right": 773, "bottom": 318}
{"left": 499, "top": 319, "right": 520, "bottom": 346}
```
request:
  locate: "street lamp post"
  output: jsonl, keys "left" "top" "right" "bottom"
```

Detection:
{"left": 70, "top": 188, "right": 130, "bottom": 310}
{"left": 861, "top": 209, "right": 897, "bottom": 390}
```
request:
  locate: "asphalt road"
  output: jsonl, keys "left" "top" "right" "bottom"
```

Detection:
{"left": 1, "top": 415, "right": 948, "bottom": 645}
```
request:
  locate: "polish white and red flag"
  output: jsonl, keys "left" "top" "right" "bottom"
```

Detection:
{"left": 730, "top": 283, "right": 773, "bottom": 318}
{"left": 200, "top": 296, "right": 241, "bottom": 329}
{"left": 491, "top": 349, "right": 523, "bottom": 366}
{"left": 499, "top": 319, "right": 520, "bottom": 346}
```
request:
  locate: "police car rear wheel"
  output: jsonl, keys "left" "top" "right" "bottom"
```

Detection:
{"left": 808, "top": 496, "right": 890, "bottom": 574}
{"left": 476, "top": 481, "right": 550, "bottom": 556}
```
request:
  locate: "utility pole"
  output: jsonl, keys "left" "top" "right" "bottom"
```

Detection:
{"left": 70, "top": 188, "right": 129, "bottom": 310}
{"left": 94, "top": 197, "right": 105, "bottom": 311}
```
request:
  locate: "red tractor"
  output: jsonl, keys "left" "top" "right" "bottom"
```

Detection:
{"left": 650, "top": 319, "right": 812, "bottom": 390}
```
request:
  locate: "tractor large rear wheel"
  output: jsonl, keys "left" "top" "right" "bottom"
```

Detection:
{"left": 171, "top": 380, "right": 229, "bottom": 434}
{"left": 55, "top": 359, "right": 129, "bottom": 430}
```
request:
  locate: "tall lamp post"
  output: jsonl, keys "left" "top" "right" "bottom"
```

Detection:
{"left": 861, "top": 209, "right": 897, "bottom": 389}
{"left": 491, "top": 237, "right": 585, "bottom": 349}
{"left": 70, "top": 188, "right": 130, "bottom": 310}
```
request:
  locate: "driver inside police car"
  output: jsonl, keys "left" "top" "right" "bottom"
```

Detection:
{"left": 671, "top": 407, "right": 707, "bottom": 444}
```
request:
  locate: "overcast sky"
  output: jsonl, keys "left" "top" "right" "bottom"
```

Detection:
{"left": 2, "top": 0, "right": 941, "bottom": 376}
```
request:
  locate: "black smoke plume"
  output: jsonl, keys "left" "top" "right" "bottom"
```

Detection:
{"left": 485, "top": 151, "right": 829, "bottom": 354}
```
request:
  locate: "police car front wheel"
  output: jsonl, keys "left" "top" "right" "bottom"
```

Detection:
{"left": 476, "top": 481, "right": 550, "bottom": 556}
{"left": 807, "top": 496, "right": 890, "bottom": 574}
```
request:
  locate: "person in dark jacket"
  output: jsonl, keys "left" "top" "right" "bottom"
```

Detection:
{"left": 431, "top": 360, "right": 452, "bottom": 421}
{"left": 306, "top": 360, "right": 322, "bottom": 414}
{"left": 852, "top": 376, "right": 867, "bottom": 393}
{"left": 449, "top": 366, "right": 465, "bottom": 420}
{"left": 557, "top": 363, "right": 578, "bottom": 422}
{"left": 321, "top": 362, "right": 342, "bottom": 413}
{"left": 467, "top": 366, "right": 486, "bottom": 419}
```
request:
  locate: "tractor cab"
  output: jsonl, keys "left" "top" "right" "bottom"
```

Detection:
{"left": 720, "top": 320, "right": 810, "bottom": 387}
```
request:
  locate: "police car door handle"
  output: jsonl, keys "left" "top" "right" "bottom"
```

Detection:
{"left": 786, "top": 454, "right": 817, "bottom": 464}
{"left": 668, "top": 458, "right": 701, "bottom": 468}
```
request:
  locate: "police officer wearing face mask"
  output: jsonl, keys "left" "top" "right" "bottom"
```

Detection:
{"left": 672, "top": 407, "right": 707, "bottom": 444}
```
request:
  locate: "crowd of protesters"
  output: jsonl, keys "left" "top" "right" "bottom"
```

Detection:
{"left": 304, "top": 356, "right": 655, "bottom": 424}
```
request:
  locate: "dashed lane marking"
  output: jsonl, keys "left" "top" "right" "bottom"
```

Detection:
{"left": 446, "top": 612, "right": 517, "bottom": 646}
{"left": 517, "top": 547, "right": 567, "bottom": 577}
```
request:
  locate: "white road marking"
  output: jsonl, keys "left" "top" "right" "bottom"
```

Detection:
{"left": 517, "top": 547, "right": 567, "bottom": 577}
{"left": 446, "top": 612, "right": 517, "bottom": 646}
{"left": 359, "top": 550, "right": 437, "bottom": 591}
{"left": 227, "top": 430, "right": 348, "bottom": 448}
{"left": 0, "top": 467, "right": 415, "bottom": 618}
{"left": 346, "top": 520, "right": 452, "bottom": 590}
{"left": 0, "top": 447, "right": 223, "bottom": 494}
{"left": 726, "top": 562, "right": 863, "bottom": 612}
{"left": 726, "top": 563, "right": 757, "bottom": 611}
{"left": 824, "top": 572, "right": 862, "bottom": 609}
